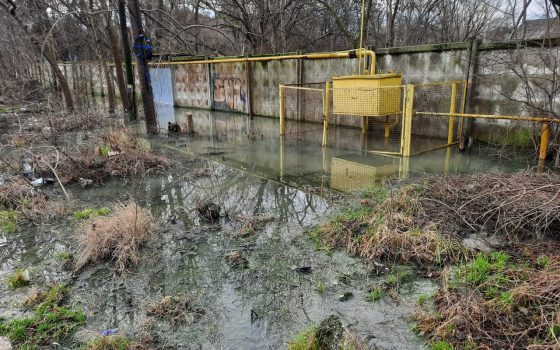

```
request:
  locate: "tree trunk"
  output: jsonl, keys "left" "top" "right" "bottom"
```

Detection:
{"left": 103, "top": 60, "right": 116, "bottom": 113}
{"left": 128, "top": 0, "right": 158, "bottom": 133}
{"left": 102, "top": 0, "right": 128, "bottom": 111}
{"left": 106, "top": 25, "right": 128, "bottom": 111}
{"left": 43, "top": 50, "right": 74, "bottom": 111}
{"left": 118, "top": 0, "right": 137, "bottom": 120}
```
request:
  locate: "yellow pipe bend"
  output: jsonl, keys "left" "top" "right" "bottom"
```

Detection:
{"left": 357, "top": 49, "right": 376, "bottom": 75}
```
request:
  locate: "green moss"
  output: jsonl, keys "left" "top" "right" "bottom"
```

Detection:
{"left": 6, "top": 269, "right": 29, "bottom": 289}
{"left": 73, "top": 207, "right": 111, "bottom": 220}
{"left": 288, "top": 325, "right": 319, "bottom": 350}
{"left": 0, "top": 285, "right": 85, "bottom": 349}
{"left": 81, "top": 335, "right": 131, "bottom": 350}
{"left": 0, "top": 210, "right": 18, "bottom": 234}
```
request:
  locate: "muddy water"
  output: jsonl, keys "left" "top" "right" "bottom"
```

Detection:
{"left": 157, "top": 105, "right": 537, "bottom": 193}
{"left": 0, "top": 106, "right": 540, "bottom": 349}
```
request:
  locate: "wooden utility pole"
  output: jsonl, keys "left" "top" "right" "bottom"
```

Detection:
{"left": 118, "top": 0, "right": 138, "bottom": 120}
{"left": 128, "top": 0, "right": 157, "bottom": 132}
{"left": 128, "top": 0, "right": 157, "bottom": 133}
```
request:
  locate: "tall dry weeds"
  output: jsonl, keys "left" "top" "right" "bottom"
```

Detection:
{"left": 76, "top": 202, "right": 155, "bottom": 274}
{"left": 35, "top": 127, "right": 171, "bottom": 184}
{"left": 422, "top": 171, "right": 560, "bottom": 239}
{"left": 317, "top": 185, "right": 468, "bottom": 267}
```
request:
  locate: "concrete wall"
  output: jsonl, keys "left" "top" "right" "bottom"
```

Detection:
{"left": 174, "top": 64, "right": 210, "bottom": 109}
{"left": 55, "top": 38, "right": 559, "bottom": 143}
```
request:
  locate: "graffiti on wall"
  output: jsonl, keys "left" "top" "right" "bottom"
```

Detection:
{"left": 175, "top": 64, "right": 210, "bottom": 108}
{"left": 212, "top": 63, "right": 248, "bottom": 113}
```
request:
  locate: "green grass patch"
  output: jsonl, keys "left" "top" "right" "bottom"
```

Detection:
{"left": 98, "top": 146, "right": 112, "bottom": 157}
{"left": 429, "top": 340, "right": 454, "bottom": 350}
{"left": 0, "top": 210, "right": 18, "bottom": 234}
{"left": 81, "top": 335, "right": 131, "bottom": 350}
{"left": 536, "top": 255, "right": 551, "bottom": 269}
{"left": 417, "top": 294, "right": 429, "bottom": 306}
{"left": 365, "top": 286, "right": 384, "bottom": 302}
{"left": 23, "top": 284, "right": 68, "bottom": 310}
{"left": 5, "top": 269, "right": 29, "bottom": 289}
{"left": 54, "top": 252, "right": 74, "bottom": 262}
{"left": 335, "top": 206, "right": 373, "bottom": 223}
{"left": 459, "top": 252, "right": 511, "bottom": 287}
{"left": 0, "top": 285, "right": 85, "bottom": 349}
{"left": 359, "top": 184, "right": 389, "bottom": 203}
{"left": 288, "top": 325, "right": 318, "bottom": 350}
{"left": 315, "top": 281, "right": 326, "bottom": 295}
{"left": 73, "top": 207, "right": 111, "bottom": 220}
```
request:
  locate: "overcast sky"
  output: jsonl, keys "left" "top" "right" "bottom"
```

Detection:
{"left": 526, "top": 0, "right": 556, "bottom": 19}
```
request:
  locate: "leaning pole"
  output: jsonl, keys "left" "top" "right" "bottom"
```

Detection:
{"left": 127, "top": 0, "right": 158, "bottom": 133}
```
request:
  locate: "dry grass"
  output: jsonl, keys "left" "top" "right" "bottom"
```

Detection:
{"left": 0, "top": 176, "right": 44, "bottom": 210}
{"left": 26, "top": 109, "right": 121, "bottom": 138}
{"left": 146, "top": 295, "right": 204, "bottom": 327}
{"left": 315, "top": 185, "right": 468, "bottom": 267}
{"left": 75, "top": 203, "right": 155, "bottom": 274}
{"left": 234, "top": 213, "right": 273, "bottom": 237}
{"left": 34, "top": 127, "right": 171, "bottom": 184}
{"left": 422, "top": 171, "right": 560, "bottom": 239}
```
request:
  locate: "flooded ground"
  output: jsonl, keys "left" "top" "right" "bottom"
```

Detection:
{"left": 0, "top": 106, "right": 545, "bottom": 349}
{"left": 157, "top": 105, "right": 538, "bottom": 193}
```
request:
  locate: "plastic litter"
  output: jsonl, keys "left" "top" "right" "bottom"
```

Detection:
{"left": 99, "top": 328, "right": 119, "bottom": 336}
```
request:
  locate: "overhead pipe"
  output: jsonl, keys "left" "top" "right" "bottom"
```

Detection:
{"left": 151, "top": 49, "right": 377, "bottom": 75}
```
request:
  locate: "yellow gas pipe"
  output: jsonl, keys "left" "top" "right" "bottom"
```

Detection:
{"left": 152, "top": 50, "right": 376, "bottom": 75}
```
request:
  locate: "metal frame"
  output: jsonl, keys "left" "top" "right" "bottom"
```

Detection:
{"left": 279, "top": 79, "right": 558, "bottom": 162}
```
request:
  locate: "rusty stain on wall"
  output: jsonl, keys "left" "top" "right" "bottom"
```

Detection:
{"left": 212, "top": 63, "right": 248, "bottom": 113}
{"left": 175, "top": 64, "right": 210, "bottom": 108}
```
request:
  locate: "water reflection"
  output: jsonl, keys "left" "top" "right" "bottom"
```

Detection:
{"left": 156, "top": 105, "right": 536, "bottom": 194}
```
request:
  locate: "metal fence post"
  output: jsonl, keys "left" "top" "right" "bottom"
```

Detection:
{"left": 279, "top": 85, "right": 285, "bottom": 136}
{"left": 402, "top": 84, "right": 414, "bottom": 157}
{"left": 448, "top": 82, "right": 458, "bottom": 144}
{"left": 539, "top": 122, "right": 550, "bottom": 162}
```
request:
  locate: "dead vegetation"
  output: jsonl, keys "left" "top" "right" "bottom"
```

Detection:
{"left": 421, "top": 171, "right": 560, "bottom": 239}
{"left": 75, "top": 202, "right": 155, "bottom": 274}
{"left": 315, "top": 171, "right": 560, "bottom": 349}
{"left": 146, "top": 295, "right": 205, "bottom": 327}
{"left": 34, "top": 127, "right": 172, "bottom": 185}
{"left": 24, "top": 108, "right": 121, "bottom": 141}
{"left": 234, "top": 213, "right": 273, "bottom": 237}
{"left": 0, "top": 176, "right": 46, "bottom": 212}
{"left": 315, "top": 185, "right": 468, "bottom": 267}
{"left": 196, "top": 201, "right": 221, "bottom": 221}
{"left": 415, "top": 253, "right": 560, "bottom": 349}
